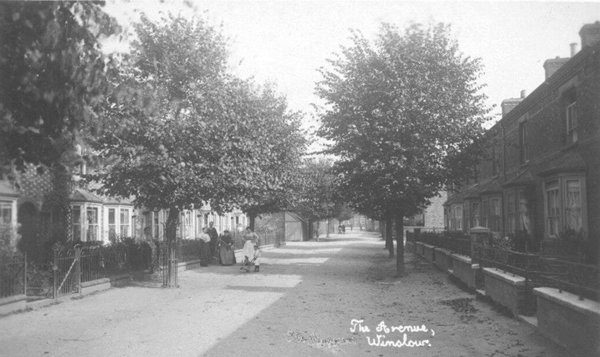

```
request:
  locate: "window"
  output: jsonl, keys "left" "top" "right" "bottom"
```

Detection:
{"left": 489, "top": 197, "right": 501, "bottom": 233}
{"left": 470, "top": 201, "right": 480, "bottom": 228}
{"left": 544, "top": 176, "right": 587, "bottom": 238}
{"left": 507, "top": 191, "right": 516, "bottom": 234}
{"left": 72, "top": 205, "right": 81, "bottom": 241}
{"left": 481, "top": 198, "right": 489, "bottom": 228}
{"left": 518, "top": 190, "right": 531, "bottom": 233}
{"left": 108, "top": 208, "right": 116, "bottom": 240}
{"left": 491, "top": 146, "right": 500, "bottom": 176}
{"left": 519, "top": 122, "right": 528, "bottom": 164}
{"left": 0, "top": 202, "right": 12, "bottom": 227}
{"left": 120, "top": 209, "right": 130, "bottom": 237}
{"left": 545, "top": 181, "right": 561, "bottom": 237}
{"left": 86, "top": 207, "right": 99, "bottom": 241}
{"left": 565, "top": 91, "right": 578, "bottom": 144}
{"left": 566, "top": 102, "right": 578, "bottom": 144}
{"left": 451, "top": 204, "right": 463, "bottom": 231}
{"left": 181, "top": 211, "right": 191, "bottom": 238}
{"left": 463, "top": 202, "right": 470, "bottom": 230}
{"left": 153, "top": 211, "right": 160, "bottom": 240}
{"left": 565, "top": 180, "right": 582, "bottom": 231}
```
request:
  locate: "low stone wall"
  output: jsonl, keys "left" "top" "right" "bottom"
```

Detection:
{"left": 534, "top": 288, "right": 600, "bottom": 354}
{"left": 483, "top": 267, "right": 526, "bottom": 316}
{"left": 415, "top": 242, "right": 424, "bottom": 256}
{"left": 422, "top": 243, "right": 435, "bottom": 263}
{"left": 0, "top": 294, "right": 27, "bottom": 316}
{"left": 405, "top": 240, "right": 415, "bottom": 253}
{"left": 433, "top": 248, "right": 451, "bottom": 272}
{"left": 450, "top": 254, "right": 478, "bottom": 290}
{"left": 80, "top": 274, "right": 130, "bottom": 296}
{"left": 178, "top": 259, "right": 201, "bottom": 271}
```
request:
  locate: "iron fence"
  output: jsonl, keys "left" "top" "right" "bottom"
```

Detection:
{"left": 535, "top": 256, "right": 600, "bottom": 302}
{"left": 0, "top": 253, "right": 26, "bottom": 299}
{"left": 472, "top": 240, "right": 600, "bottom": 314}
{"left": 53, "top": 242, "right": 154, "bottom": 298}
{"left": 53, "top": 247, "right": 80, "bottom": 298}
{"left": 413, "top": 231, "right": 472, "bottom": 257}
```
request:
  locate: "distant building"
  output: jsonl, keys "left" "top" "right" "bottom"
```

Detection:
{"left": 405, "top": 192, "right": 446, "bottom": 232}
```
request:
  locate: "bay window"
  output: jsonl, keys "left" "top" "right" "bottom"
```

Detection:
{"left": 108, "top": 208, "right": 116, "bottom": 240}
{"left": 120, "top": 209, "right": 130, "bottom": 237}
{"left": 544, "top": 176, "right": 586, "bottom": 238}
{"left": 72, "top": 205, "right": 82, "bottom": 241}
{"left": 86, "top": 207, "right": 99, "bottom": 241}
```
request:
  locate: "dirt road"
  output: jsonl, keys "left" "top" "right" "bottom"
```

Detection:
{"left": 0, "top": 231, "right": 567, "bottom": 357}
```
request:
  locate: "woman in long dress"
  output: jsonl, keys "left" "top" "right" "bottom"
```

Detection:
{"left": 219, "top": 230, "right": 236, "bottom": 265}
{"left": 240, "top": 227, "right": 259, "bottom": 270}
{"left": 198, "top": 227, "right": 211, "bottom": 267}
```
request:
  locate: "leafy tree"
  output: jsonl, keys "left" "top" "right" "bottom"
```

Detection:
{"left": 293, "top": 158, "right": 340, "bottom": 239}
{"left": 317, "top": 23, "right": 490, "bottom": 276}
{"left": 335, "top": 204, "right": 354, "bottom": 223}
{"left": 236, "top": 86, "right": 307, "bottom": 229}
{"left": 0, "top": 1, "right": 119, "bottom": 171}
{"left": 88, "top": 13, "right": 305, "bottom": 285}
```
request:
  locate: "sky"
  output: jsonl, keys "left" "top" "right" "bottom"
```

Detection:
{"left": 104, "top": 0, "right": 600, "bottom": 127}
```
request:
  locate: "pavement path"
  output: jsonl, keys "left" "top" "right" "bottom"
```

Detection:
{"left": 0, "top": 231, "right": 568, "bottom": 357}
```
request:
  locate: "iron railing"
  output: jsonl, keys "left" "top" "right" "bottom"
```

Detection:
{"left": 0, "top": 253, "right": 26, "bottom": 299}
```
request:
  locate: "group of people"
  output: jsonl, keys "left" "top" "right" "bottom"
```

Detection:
{"left": 197, "top": 223, "right": 261, "bottom": 272}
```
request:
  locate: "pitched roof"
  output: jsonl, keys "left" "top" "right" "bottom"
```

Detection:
{"left": 0, "top": 180, "right": 19, "bottom": 198}
{"left": 69, "top": 188, "right": 103, "bottom": 203}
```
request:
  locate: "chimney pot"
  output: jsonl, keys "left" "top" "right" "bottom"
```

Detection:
{"left": 520, "top": 90, "right": 527, "bottom": 98}
{"left": 570, "top": 43, "right": 578, "bottom": 57}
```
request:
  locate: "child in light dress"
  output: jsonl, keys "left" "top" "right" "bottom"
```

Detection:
{"left": 242, "top": 244, "right": 261, "bottom": 272}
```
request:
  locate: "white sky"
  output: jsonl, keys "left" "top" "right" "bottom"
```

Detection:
{"left": 104, "top": 0, "right": 600, "bottom": 127}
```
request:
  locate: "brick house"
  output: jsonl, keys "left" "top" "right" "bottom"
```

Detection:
{"left": 444, "top": 22, "right": 600, "bottom": 259}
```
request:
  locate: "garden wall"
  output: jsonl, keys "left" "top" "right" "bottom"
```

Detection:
{"left": 534, "top": 287, "right": 600, "bottom": 354}
{"left": 433, "top": 248, "right": 451, "bottom": 272}
{"left": 482, "top": 267, "right": 526, "bottom": 316}
{"left": 422, "top": 243, "right": 435, "bottom": 263}
{"left": 450, "top": 254, "right": 478, "bottom": 290}
{"left": 0, "top": 294, "right": 27, "bottom": 316}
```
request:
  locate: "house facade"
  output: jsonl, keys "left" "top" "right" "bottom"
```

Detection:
{"left": 444, "top": 22, "right": 600, "bottom": 258}
{"left": 0, "top": 162, "right": 249, "bottom": 256}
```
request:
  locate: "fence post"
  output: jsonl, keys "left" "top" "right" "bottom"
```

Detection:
{"left": 75, "top": 246, "right": 82, "bottom": 297}
{"left": 52, "top": 248, "right": 58, "bottom": 299}
{"left": 23, "top": 252, "right": 27, "bottom": 296}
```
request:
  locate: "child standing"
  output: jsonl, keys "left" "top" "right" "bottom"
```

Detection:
{"left": 243, "top": 244, "right": 261, "bottom": 272}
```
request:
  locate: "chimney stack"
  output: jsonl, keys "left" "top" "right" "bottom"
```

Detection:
{"left": 501, "top": 92, "right": 525, "bottom": 117}
{"left": 543, "top": 56, "right": 569, "bottom": 80}
{"left": 580, "top": 21, "right": 600, "bottom": 48}
{"left": 570, "top": 43, "right": 578, "bottom": 57}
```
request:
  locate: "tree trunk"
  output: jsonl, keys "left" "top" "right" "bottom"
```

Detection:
{"left": 326, "top": 218, "right": 330, "bottom": 238}
{"left": 386, "top": 217, "right": 394, "bottom": 258}
{"left": 248, "top": 213, "right": 256, "bottom": 231}
{"left": 315, "top": 221, "right": 320, "bottom": 241}
{"left": 165, "top": 207, "right": 179, "bottom": 288}
{"left": 395, "top": 213, "right": 405, "bottom": 277}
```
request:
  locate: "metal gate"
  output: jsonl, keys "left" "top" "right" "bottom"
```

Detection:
{"left": 52, "top": 246, "right": 81, "bottom": 298}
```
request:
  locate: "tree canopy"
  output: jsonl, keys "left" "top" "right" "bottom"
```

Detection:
{"left": 0, "top": 1, "right": 119, "bottom": 172}
{"left": 316, "top": 23, "right": 490, "bottom": 276}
